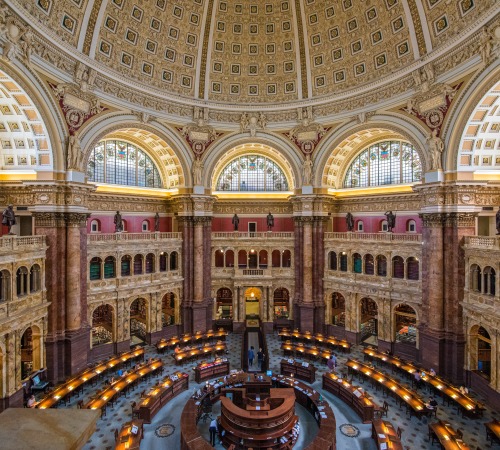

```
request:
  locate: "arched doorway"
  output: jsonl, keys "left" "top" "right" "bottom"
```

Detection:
{"left": 130, "top": 298, "right": 147, "bottom": 344}
{"left": 91, "top": 305, "right": 114, "bottom": 347}
{"left": 394, "top": 304, "right": 417, "bottom": 345}
{"left": 216, "top": 288, "right": 233, "bottom": 319}
{"left": 161, "top": 293, "right": 176, "bottom": 327}
{"left": 331, "top": 292, "right": 345, "bottom": 327}
{"left": 360, "top": 298, "right": 378, "bottom": 344}
{"left": 273, "top": 288, "right": 290, "bottom": 319}
{"left": 244, "top": 287, "right": 261, "bottom": 319}
{"left": 21, "top": 326, "right": 41, "bottom": 379}
{"left": 469, "top": 325, "right": 492, "bottom": 381}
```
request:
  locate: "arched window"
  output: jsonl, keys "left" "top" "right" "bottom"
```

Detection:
{"left": 104, "top": 256, "right": 116, "bottom": 278}
{"left": 29, "top": 264, "right": 41, "bottom": 292}
{"left": 259, "top": 250, "right": 268, "bottom": 268}
{"left": 159, "top": 252, "right": 167, "bottom": 272}
{"left": 329, "top": 251, "right": 337, "bottom": 270}
{"left": 392, "top": 256, "right": 404, "bottom": 279}
{"left": 130, "top": 298, "right": 147, "bottom": 343}
{"left": 90, "top": 219, "right": 100, "bottom": 233}
{"left": 483, "top": 266, "right": 495, "bottom": 296}
{"left": 272, "top": 250, "right": 281, "bottom": 268}
{"left": 133, "top": 254, "right": 143, "bottom": 275}
{"left": 407, "top": 257, "right": 419, "bottom": 280}
{"left": 0, "top": 270, "right": 11, "bottom": 302}
{"left": 470, "top": 326, "right": 492, "bottom": 381}
{"left": 407, "top": 219, "right": 416, "bottom": 233}
{"left": 360, "top": 298, "right": 378, "bottom": 343}
{"left": 170, "top": 252, "right": 178, "bottom": 270}
{"left": 356, "top": 220, "right": 364, "bottom": 232}
{"left": 248, "top": 249, "right": 258, "bottom": 269}
{"left": 121, "top": 255, "right": 132, "bottom": 277}
{"left": 142, "top": 220, "right": 149, "bottom": 232}
{"left": 394, "top": 304, "right": 417, "bottom": 345}
{"left": 238, "top": 250, "right": 247, "bottom": 268}
{"left": 344, "top": 141, "right": 422, "bottom": 188}
{"left": 377, "top": 255, "right": 387, "bottom": 276}
{"left": 364, "top": 254, "right": 374, "bottom": 275}
{"left": 215, "top": 155, "right": 289, "bottom": 192}
{"left": 470, "top": 264, "right": 481, "bottom": 292}
{"left": 215, "top": 249, "right": 224, "bottom": 267}
{"left": 339, "top": 252, "right": 348, "bottom": 272}
{"left": 89, "top": 257, "right": 102, "bottom": 280}
{"left": 353, "top": 253, "right": 362, "bottom": 273}
{"left": 226, "top": 250, "right": 234, "bottom": 267}
{"left": 16, "top": 266, "right": 28, "bottom": 296}
{"left": 145, "top": 253, "right": 155, "bottom": 273}
{"left": 282, "top": 250, "right": 291, "bottom": 268}
{"left": 381, "top": 220, "right": 388, "bottom": 232}
{"left": 87, "top": 140, "right": 162, "bottom": 188}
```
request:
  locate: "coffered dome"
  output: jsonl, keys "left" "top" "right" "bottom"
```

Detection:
{"left": 10, "top": 0, "right": 499, "bottom": 107}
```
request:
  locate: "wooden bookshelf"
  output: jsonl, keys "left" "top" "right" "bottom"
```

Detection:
{"left": 280, "top": 359, "right": 316, "bottom": 383}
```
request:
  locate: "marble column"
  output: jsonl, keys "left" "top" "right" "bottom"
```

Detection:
{"left": 303, "top": 218, "right": 313, "bottom": 303}
{"left": 179, "top": 217, "right": 193, "bottom": 332}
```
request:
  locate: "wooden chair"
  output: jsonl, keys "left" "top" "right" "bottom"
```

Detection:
{"left": 381, "top": 401, "right": 389, "bottom": 417}
{"left": 140, "top": 390, "right": 146, "bottom": 398}
{"left": 131, "top": 401, "right": 140, "bottom": 419}
{"left": 456, "top": 429, "right": 463, "bottom": 440}
{"left": 397, "top": 427, "right": 403, "bottom": 439}
{"left": 429, "top": 406, "right": 438, "bottom": 418}
{"left": 114, "top": 429, "right": 119, "bottom": 442}
{"left": 77, "top": 400, "right": 84, "bottom": 409}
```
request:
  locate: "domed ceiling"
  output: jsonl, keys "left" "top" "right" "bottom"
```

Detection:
{"left": 12, "top": 0, "right": 498, "bottom": 106}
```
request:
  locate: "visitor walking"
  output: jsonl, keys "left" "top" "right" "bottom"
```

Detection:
{"left": 257, "top": 347, "right": 265, "bottom": 370}
{"left": 209, "top": 418, "right": 218, "bottom": 446}
{"left": 248, "top": 346, "right": 255, "bottom": 367}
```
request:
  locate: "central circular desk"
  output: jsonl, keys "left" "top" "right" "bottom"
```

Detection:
{"left": 180, "top": 373, "right": 336, "bottom": 450}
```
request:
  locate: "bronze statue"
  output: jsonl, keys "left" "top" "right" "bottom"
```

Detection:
{"left": 385, "top": 211, "right": 396, "bottom": 232}
{"left": 154, "top": 212, "right": 160, "bottom": 232}
{"left": 2, "top": 205, "right": 16, "bottom": 235}
{"left": 266, "top": 212, "right": 274, "bottom": 231}
{"left": 232, "top": 214, "right": 240, "bottom": 231}
{"left": 114, "top": 211, "right": 123, "bottom": 232}
{"left": 346, "top": 212, "right": 354, "bottom": 232}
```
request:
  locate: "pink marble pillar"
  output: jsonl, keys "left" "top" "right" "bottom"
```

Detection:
{"left": 193, "top": 218, "right": 204, "bottom": 303}
{"left": 302, "top": 218, "right": 313, "bottom": 303}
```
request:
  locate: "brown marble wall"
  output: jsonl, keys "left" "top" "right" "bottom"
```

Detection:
{"left": 180, "top": 217, "right": 194, "bottom": 332}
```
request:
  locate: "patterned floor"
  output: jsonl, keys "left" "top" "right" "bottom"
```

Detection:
{"left": 40, "top": 331, "right": 498, "bottom": 450}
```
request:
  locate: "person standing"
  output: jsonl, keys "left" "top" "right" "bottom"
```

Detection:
{"left": 327, "top": 356, "right": 335, "bottom": 372}
{"left": 209, "top": 418, "right": 218, "bottom": 446}
{"left": 331, "top": 353, "right": 338, "bottom": 370}
{"left": 248, "top": 346, "right": 255, "bottom": 367}
{"left": 257, "top": 347, "right": 265, "bottom": 370}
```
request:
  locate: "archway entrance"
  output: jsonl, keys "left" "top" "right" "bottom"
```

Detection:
{"left": 21, "top": 326, "right": 41, "bottom": 379}
{"left": 130, "top": 298, "right": 147, "bottom": 345}
{"left": 360, "top": 298, "right": 378, "bottom": 345}
{"left": 244, "top": 287, "right": 261, "bottom": 320}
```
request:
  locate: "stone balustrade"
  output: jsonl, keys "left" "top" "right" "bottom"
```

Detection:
{"left": 212, "top": 231, "right": 294, "bottom": 239}
{"left": 463, "top": 236, "right": 500, "bottom": 249}
{"left": 88, "top": 232, "right": 182, "bottom": 244}
{"left": 0, "top": 235, "right": 46, "bottom": 253}
{"left": 325, "top": 232, "right": 422, "bottom": 243}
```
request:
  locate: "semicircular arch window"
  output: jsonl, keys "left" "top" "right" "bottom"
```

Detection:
{"left": 216, "top": 155, "right": 289, "bottom": 192}
{"left": 343, "top": 141, "right": 422, "bottom": 188}
{"left": 87, "top": 140, "right": 162, "bottom": 188}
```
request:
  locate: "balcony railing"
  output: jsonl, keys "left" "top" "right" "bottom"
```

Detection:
{"left": 88, "top": 232, "right": 182, "bottom": 243}
{"left": 0, "top": 235, "right": 46, "bottom": 251}
{"left": 324, "top": 232, "right": 422, "bottom": 243}
{"left": 463, "top": 236, "right": 500, "bottom": 249}
{"left": 212, "top": 232, "right": 294, "bottom": 239}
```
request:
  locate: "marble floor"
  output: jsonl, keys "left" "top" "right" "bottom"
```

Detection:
{"left": 42, "top": 331, "right": 499, "bottom": 450}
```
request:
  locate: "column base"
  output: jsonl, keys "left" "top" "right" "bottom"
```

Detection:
{"left": 0, "top": 387, "right": 24, "bottom": 412}
{"left": 64, "top": 327, "right": 90, "bottom": 376}
{"left": 344, "top": 330, "right": 360, "bottom": 345}
{"left": 313, "top": 304, "right": 325, "bottom": 334}
{"left": 467, "top": 370, "right": 500, "bottom": 410}
{"left": 377, "top": 339, "right": 392, "bottom": 354}
{"left": 296, "top": 303, "right": 314, "bottom": 332}
{"left": 191, "top": 301, "right": 210, "bottom": 333}
{"left": 148, "top": 326, "right": 181, "bottom": 343}
{"left": 232, "top": 321, "right": 246, "bottom": 333}
{"left": 89, "top": 342, "right": 115, "bottom": 362}
{"left": 419, "top": 328, "right": 445, "bottom": 373}
{"left": 443, "top": 333, "right": 466, "bottom": 384}
{"left": 261, "top": 321, "right": 273, "bottom": 334}
{"left": 326, "top": 325, "right": 347, "bottom": 340}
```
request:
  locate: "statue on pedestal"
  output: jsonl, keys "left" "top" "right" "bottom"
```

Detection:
{"left": 232, "top": 214, "right": 240, "bottom": 231}
{"left": 346, "top": 212, "right": 354, "bottom": 232}
{"left": 2, "top": 205, "right": 16, "bottom": 235}
{"left": 266, "top": 212, "right": 274, "bottom": 231}
{"left": 385, "top": 211, "right": 396, "bottom": 232}
{"left": 427, "top": 129, "right": 444, "bottom": 170}
{"left": 302, "top": 154, "right": 313, "bottom": 185}
{"left": 496, "top": 207, "right": 500, "bottom": 235}
{"left": 114, "top": 211, "right": 123, "bottom": 232}
{"left": 154, "top": 213, "right": 160, "bottom": 232}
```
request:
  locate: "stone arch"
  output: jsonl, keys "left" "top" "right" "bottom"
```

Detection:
{"left": 316, "top": 118, "right": 428, "bottom": 189}
{"left": 0, "top": 60, "right": 65, "bottom": 173}
{"left": 90, "top": 304, "right": 115, "bottom": 348}
{"left": 78, "top": 115, "right": 189, "bottom": 188}
{"left": 20, "top": 324, "right": 42, "bottom": 378}
{"left": 216, "top": 287, "right": 233, "bottom": 320}
{"left": 359, "top": 297, "right": 379, "bottom": 343}
{"left": 393, "top": 303, "right": 418, "bottom": 345}
{"left": 468, "top": 324, "right": 493, "bottom": 382}
{"left": 204, "top": 133, "right": 302, "bottom": 190}
{"left": 129, "top": 297, "right": 149, "bottom": 343}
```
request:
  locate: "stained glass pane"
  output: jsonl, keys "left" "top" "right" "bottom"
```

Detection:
{"left": 87, "top": 140, "right": 162, "bottom": 188}
{"left": 344, "top": 141, "right": 421, "bottom": 188}
{"left": 216, "top": 155, "right": 288, "bottom": 192}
